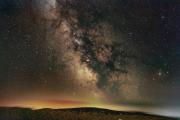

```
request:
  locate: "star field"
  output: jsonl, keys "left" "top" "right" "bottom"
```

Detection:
{"left": 0, "top": 0, "right": 180, "bottom": 117}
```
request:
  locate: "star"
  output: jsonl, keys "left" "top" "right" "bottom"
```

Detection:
{"left": 158, "top": 71, "right": 163, "bottom": 76}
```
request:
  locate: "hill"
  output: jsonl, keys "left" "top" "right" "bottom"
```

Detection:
{"left": 0, "top": 107, "right": 178, "bottom": 120}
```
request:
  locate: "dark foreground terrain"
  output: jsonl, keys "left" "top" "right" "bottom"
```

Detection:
{"left": 0, "top": 107, "right": 178, "bottom": 120}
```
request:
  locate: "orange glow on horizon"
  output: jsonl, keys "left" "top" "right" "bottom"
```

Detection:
{"left": 0, "top": 99, "right": 89, "bottom": 109}
{"left": 0, "top": 99, "right": 134, "bottom": 112}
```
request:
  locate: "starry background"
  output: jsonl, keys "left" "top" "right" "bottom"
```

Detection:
{"left": 0, "top": 0, "right": 180, "bottom": 117}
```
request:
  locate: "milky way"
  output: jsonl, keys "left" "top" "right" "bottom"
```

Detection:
{"left": 0, "top": 0, "right": 180, "bottom": 117}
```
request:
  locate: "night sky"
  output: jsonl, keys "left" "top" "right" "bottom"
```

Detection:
{"left": 0, "top": 0, "right": 180, "bottom": 117}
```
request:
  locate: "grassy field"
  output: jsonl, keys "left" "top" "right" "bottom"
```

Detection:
{"left": 0, "top": 107, "right": 178, "bottom": 120}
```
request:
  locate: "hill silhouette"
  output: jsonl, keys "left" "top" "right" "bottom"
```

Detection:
{"left": 0, "top": 107, "right": 178, "bottom": 120}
